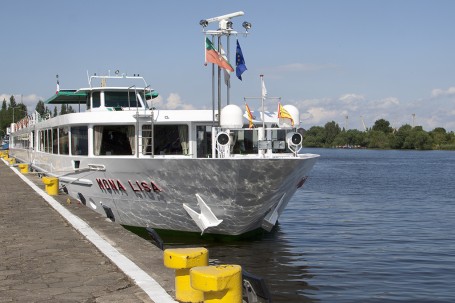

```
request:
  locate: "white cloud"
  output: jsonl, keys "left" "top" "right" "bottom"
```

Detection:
{"left": 339, "top": 93, "right": 365, "bottom": 103}
{"left": 431, "top": 86, "right": 455, "bottom": 98}
{"left": 154, "top": 93, "right": 195, "bottom": 110}
{"left": 275, "top": 63, "right": 337, "bottom": 73}
{"left": 370, "top": 97, "right": 400, "bottom": 109}
{"left": 303, "top": 107, "right": 340, "bottom": 124}
{"left": 338, "top": 93, "right": 365, "bottom": 111}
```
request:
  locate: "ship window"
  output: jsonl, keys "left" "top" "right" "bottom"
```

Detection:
{"left": 59, "top": 127, "right": 69, "bottom": 155}
{"left": 13, "top": 133, "right": 30, "bottom": 149}
{"left": 229, "top": 129, "right": 258, "bottom": 155}
{"left": 46, "top": 129, "right": 52, "bottom": 153}
{"left": 52, "top": 128, "right": 58, "bottom": 154}
{"left": 39, "top": 130, "right": 45, "bottom": 151}
{"left": 271, "top": 129, "right": 287, "bottom": 153}
{"left": 71, "top": 126, "right": 88, "bottom": 156}
{"left": 94, "top": 125, "right": 135, "bottom": 156}
{"left": 142, "top": 125, "right": 188, "bottom": 155}
{"left": 86, "top": 95, "right": 91, "bottom": 110}
{"left": 228, "top": 129, "right": 291, "bottom": 154}
{"left": 105, "top": 91, "right": 139, "bottom": 108}
{"left": 92, "top": 92, "right": 101, "bottom": 108}
{"left": 196, "top": 125, "right": 212, "bottom": 158}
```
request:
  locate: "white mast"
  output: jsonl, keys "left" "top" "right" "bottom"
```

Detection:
{"left": 199, "top": 12, "right": 251, "bottom": 125}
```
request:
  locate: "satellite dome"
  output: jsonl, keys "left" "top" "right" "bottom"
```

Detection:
{"left": 220, "top": 104, "right": 243, "bottom": 128}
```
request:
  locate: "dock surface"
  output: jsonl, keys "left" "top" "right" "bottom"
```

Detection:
{"left": 0, "top": 161, "right": 175, "bottom": 302}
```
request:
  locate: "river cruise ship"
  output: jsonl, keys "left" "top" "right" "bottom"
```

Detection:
{"left": 8, "top": 72, "right": 318, "bottom": 235}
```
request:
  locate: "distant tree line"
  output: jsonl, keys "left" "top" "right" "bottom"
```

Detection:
{"left": 302, "top": 119, "right": 455, "bottom": 150}
{"left": 0, "top": 95, "right": 75, "bottom": 134}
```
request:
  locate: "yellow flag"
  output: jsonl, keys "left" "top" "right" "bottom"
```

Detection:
{"left": 278, "top": 103, "right": 294, "bottom": 126}
{"left": 245, "top": 103, "right": 254, "bottom": 128}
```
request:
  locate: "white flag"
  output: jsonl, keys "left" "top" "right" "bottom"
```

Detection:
{"left": 220, "top": 43, "right": 231, "bottom": 87}
{"left": 261, "top": 76, "right": 267, "bottom": 98}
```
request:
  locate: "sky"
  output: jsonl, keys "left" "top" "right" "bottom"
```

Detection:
{"left": 2, "top": 0, "right": 455, "bottom": 131}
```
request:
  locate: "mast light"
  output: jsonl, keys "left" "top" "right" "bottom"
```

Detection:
{"left": 242, "top": 21, "right": 252, "bottom": 31}
{"left": 199, "top": 19, "right": 208, "bottom": 28}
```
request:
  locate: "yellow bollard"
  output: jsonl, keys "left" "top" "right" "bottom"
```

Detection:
{"left": 163, "top": 247, "right": 208, "bottom": 303}
{"left": 42, "top": 177, "right": 59, "bottom": 196}
{"left": 8, "top": 158, "right": 16, "bottom": 165}
{"left": 190, "top": 265, "right": 242, "bottom": 303}
{"left": 17, "top": 163, "right": 29, "bottom": 174}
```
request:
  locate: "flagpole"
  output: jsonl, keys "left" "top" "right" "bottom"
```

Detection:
{"left": 211, "top": 36, "right": 215, "bottom": 127}
{"left": 226, "top": 34, "right": 230, "bottom": 105}
{"left": 260, "top": 74, "right": 265, "bottom": 129}
{"left": 217, "top": 36, "right": 221, "bottom": 126}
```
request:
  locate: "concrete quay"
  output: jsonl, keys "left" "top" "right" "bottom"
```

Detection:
{"left": 0, "top": 160, "right": 176, "bottom": 303}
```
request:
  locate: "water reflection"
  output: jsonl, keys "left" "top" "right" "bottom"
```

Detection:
{"left": 126, "top": 223, "right": 318, "bottom": 302}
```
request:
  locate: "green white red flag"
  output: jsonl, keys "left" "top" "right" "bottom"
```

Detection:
{"left": 205, "top": 37, "right": 234, "bottom": 72}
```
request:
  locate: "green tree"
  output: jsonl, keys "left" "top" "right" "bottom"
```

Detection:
{"left": 332, "top": 130, "right": 367, "bottom": 147}
{"left": 35, "top": 100, "right": 46, "bottom": 116}
{"left": 372, "top": 118, "right": 393, "bottom": 133}
{"left": 367, "top": 130, "right": 390, "bottom": 149}
{"left": 53, "top": 106, "right": 58, "bottom": 117}
{"left": 8, "top": 95, "right": 17, "bottom": 109}
{"left": 347, "top": 129, "right": 366, "bottom": 146}
{"left": 67, "top": 105, "right": 75, "bottom": 113}
{"left": 14, "top": 103, "right": 27, "bottom": 122}
{"left": 6, "top": 95, "right": 27, "bottom": 123}
{"left": 403, "top": 128, "right": 433, "bottom": 150}
{"left": 324, "top": 121, "right": 341, "bottom": 146}
{"left": 0, "top": 99, "right": 7, "bottom": 131}
{"left": 332, "top": 131, "right": 349, "bottom": 147}
{"left": 389, "top": 124, "right": 412, "bottom": 149}
{"left": 60, "top": 104, "right": 67, "bottom": 115}
{"left": 429, "top": 127, "right": 449, "bottom": 149}
{"left": 303, "top": 126, "right": 325, "bottom": 147}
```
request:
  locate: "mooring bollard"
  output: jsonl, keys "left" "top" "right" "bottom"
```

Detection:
{"left": 42, "top": 177, "right": 59, "bottom": 196}
{"left": 190, "top": 265, "right": 242, "bottom": 303}
{"left": 8, "top": 158, "right": 16, "bottom": 165}
{"left": 163, "top": 247, "right": 208, "bottom": 303}
{"left": 17, "top": 163, "right": 29, "bottom": 174}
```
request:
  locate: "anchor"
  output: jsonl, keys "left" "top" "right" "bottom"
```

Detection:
{"left": 183, "top": 194, "right": 223, "bottom": 234}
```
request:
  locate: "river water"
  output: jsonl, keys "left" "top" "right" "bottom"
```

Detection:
{"left": 157, "top": 148, "right": 455, "bottom": 302}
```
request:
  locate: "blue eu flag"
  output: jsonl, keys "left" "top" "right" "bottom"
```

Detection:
{"left": 236, "top": 40, "right": 247, "bottom": 80}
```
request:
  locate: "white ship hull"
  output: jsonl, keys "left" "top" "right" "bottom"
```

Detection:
{"left": 11, "top": 149, "right": 317, "bottom": 235}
